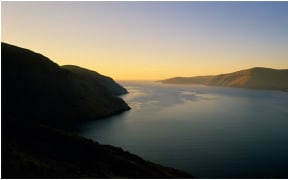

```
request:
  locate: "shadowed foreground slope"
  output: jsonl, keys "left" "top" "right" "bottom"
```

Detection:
{"left": 2, "top": 122, "right": 192, "bottom": 178}
{"left": 162, "top": 67, "right": 288, "bottom": 91}
{"left": 1, "top": 42, "right": 193, "bottom": 178}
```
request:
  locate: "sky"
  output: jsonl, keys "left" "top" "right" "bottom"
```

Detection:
{"left": 2, "top": 1, "right": 288, "bottom": 80}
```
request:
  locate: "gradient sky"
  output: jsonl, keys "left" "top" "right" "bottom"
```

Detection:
{"left": 2, "top": 2, "right": 288, "bottom": 80}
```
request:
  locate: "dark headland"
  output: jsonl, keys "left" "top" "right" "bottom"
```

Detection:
{"left": 1, "top": 42, "right": 193, "bottom": 178}
{"left": 161, "top": 67, "right": 288, "bottom": 91}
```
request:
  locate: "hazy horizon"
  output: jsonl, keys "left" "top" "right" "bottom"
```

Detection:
{"left": 2, "top": 2, "right": 288, "bottom": 80}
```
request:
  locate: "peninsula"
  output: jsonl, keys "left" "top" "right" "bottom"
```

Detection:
{"left": 2, "top": 42, "right": 193, "bottom": 178}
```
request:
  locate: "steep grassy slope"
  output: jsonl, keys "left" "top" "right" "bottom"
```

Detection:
{"left": 2, "top": 42, "right": 130, "bottom": 126}
{"left": 162, "top": 67, "right": 288, "bottom": 91}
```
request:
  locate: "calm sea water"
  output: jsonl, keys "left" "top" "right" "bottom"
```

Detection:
{"left": 72, "top": 81, "right": 288, "bottom": 178}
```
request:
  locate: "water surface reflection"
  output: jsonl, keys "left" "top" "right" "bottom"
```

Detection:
{"left": 72, "top": 81, "right": 288, "bottom": 178}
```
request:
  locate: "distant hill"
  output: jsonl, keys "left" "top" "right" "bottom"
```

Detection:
{"left": 161, "top": 67, "right": 288, "bottom": 91}
{"left": 2, "top": 42, "right": 130, "bottom": 126}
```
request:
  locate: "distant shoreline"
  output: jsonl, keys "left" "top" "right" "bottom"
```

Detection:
{"left": 160, "top": 67, "right": 288, "bottom": 92}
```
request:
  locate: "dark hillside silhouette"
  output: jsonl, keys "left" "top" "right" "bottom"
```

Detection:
{"left": 2, "top": 122, "right": 192, "bottom": 178}
{"left": 1, "top": 42, "right": 193, "bottom": 178}
{"left": 62, "top": 65, "right": 128, "bottom": 96}
{"left": 2, "top": 42, "right": 130, "bottom": 126}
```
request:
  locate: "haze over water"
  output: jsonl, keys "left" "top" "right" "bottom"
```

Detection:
{"left": 72, "top": 81, "right": 288, "bottom": 178}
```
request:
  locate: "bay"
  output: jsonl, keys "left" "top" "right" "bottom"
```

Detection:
{"left": 72, "top": 81, "right": 288, "bottom": 178}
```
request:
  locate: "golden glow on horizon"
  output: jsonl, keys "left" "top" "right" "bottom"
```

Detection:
{"left": 2, "top": 38, "right": 288, "bottom": 81}
{"left": 2, "top": 2, "right": 288, "bottom": 80}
